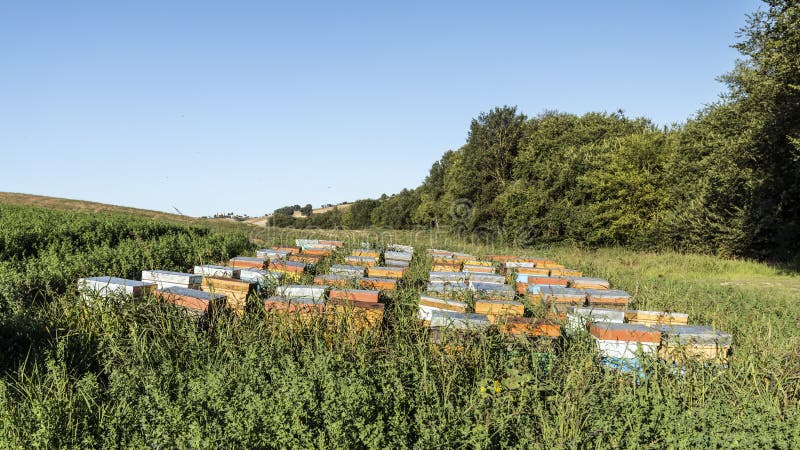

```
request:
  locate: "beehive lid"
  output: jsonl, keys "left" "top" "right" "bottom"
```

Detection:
{"left": 651, "top": 324, "right": 732, "bottom": 346}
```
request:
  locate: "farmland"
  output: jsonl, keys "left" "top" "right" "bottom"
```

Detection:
{"left": 0, "top": 201, "right": 799, "bottom": 448}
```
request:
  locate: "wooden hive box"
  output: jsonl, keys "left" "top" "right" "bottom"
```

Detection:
{"left": 421, "top": 309, "right": 491, "bottom": 330}
{"left": 239, "top": 268, "right": 281, "bottom": 288}
{"left": 419, "top": 295, "right": 468, "bottom": 313}
{"left": 288, "top": 253, "right": 323, "bottom": 265}
{"left": 585, "top": 289, "right": 631, "bottom": 309}
{"left": 384, "top": 251, "right": 413, "bottom": 262}
{"left": 536, "top": 262, "right": 565, "bottom": 269}
{"left": 467, "top": 273, "right": 505, "bottom": 284}
{"left": 141, "top": 270, "right": 202, "bottom": 290}
{"left": 432, "top": 256, "right": 459, "bottom": 265}
{"left": 201, "top": 276, "right": 255, "bottom": 315}
{"left": 352, "top": 249, "right": 381, "bottom": 259}
{"left": 473, "top": 299, "right": 525, "bottom": 321}
{"left": 625, "top": 310, "right": 689, "bottom": 326}
{"left": 328, "top": 299, "right": 385, "bottom": 330}
{"left": 228, "top": 256, "right": 267, "bottom": 270}
{"left": 264, "top": 296, "right": 325, "bottom": 314}
{"left": 360, "top": 277, "right": 397, "bottom": 291}
{"left": 302, "top": 247, "right": 333, "bottom": 257}
{"left": 515, "top": 275, "right": 570, "bottom": 294}
{"left": 193, "top": 265, "right": 241, "bottom": 279}
{"left": 516, "top": 267, "right": 551, "bottom": 276}
{"left": 470, "top": 282, "right": 515, "bottom": 301}
{"left": 566, "top": 306, "right": 625, "bottom": 333}
{"left": 387, "top": 243, "right": 414, "bottom": 253}
{"left": 344, "top": 255, "right": 379, "bottom": 267}
{"left": 589, "top": 323, "right": 661, "bottom": 359}
{"left": 329, "top": 264, "right": 366, "bottom": 278}
{"left": 78, "top": 276, "right": 156, "bottom": 301}
{"left": 537, "top": 286, "right": 587, "bottom": 306}
{"left": 385, "top": 259, "right": 410, "bottom": 268}
{"left": 156, "top": 287, "right": 226, "bottom": 317}
{"left": 425, "top": 282, "right": 469, "bottom": 300}
{"left": 319, "top": 240, "right": 344, "bottom": 248}
{"left": 651, "top": 324, "right": 732, "bottom": 363}
{"left": 429, "top": 271, "right": 467, "bottom": 283}
{"left": 329, "top": 288, "right": 380, "bottom": 303}
{"left": 463, "top": 265, "right": 496, "bottom": 274}
{"left": 314, "top": 274, "right": 352, "bottom": 287}
{"left": 256, "top": 249, "right": 290, "bottom": 260}
{"left": 280, "top": 284, "right": 328, "bottom": 300}
{"left": 272, "top": 245, "right": 301, "bottom": 254}
{"left": 432, "top": 264, "right": 462, "bottom": 272}
{"left": 497, "top": 317, "right": 561, "bottom": 338}
{"left": 568, "top": 277, "right": 610, "bottom": 290}
{"left": 270, "top": 260, "right": 306, "bottom": 274}
{"left": 464, "top": 260, "right": 493, "bottom": 267}
{"left": 367, "top": 266, "right": 406, "bottom": 279}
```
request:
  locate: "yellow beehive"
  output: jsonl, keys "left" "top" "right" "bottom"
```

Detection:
{"left": 367, "top": 266, "right": 406, "bottom": 279}
{"left": 352, "top": 249, "right": 381, "bottom": 258}
{"left": 201, "top": 277, "right": 254, "bottom": 315}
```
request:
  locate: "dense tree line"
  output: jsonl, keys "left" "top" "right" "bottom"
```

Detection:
{"left": 270, "top": 0, "right": 799, "bottom": 261}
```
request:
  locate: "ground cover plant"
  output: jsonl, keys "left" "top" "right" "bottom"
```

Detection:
{"left": 0, "top": 203, "right": 799, "bottom": 448}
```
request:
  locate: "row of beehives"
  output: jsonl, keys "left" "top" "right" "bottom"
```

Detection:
{"left": 77, "top": 239, "right": 412, "bottom": 322}
{"left": 417, "top": 250, "right": 732, "bottom": 366}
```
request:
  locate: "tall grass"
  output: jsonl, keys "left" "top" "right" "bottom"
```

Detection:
{"left": 0, "top": 206, "right": 799, "bottom": 448}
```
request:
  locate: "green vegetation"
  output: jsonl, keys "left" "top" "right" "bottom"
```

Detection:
{"left": 1, "top": 203, "right": 799, "bottom": 448}
{"left": 275, "top": 1, "right": 800, "bottom": 264}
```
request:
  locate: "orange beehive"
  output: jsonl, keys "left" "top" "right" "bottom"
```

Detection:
{"left": 228, "top": 256, "right": 267, "bottom": 269}
{"left": 272, "top": 245, "right": 301, "bottom": 254}
{"left": 516, "top": 267, "right": 551, "bottom": 276}
{"left": 156, "top": 287, "right": 226, "bottom": 317}
{"left": 473, "top": 300, "right": 525, "bottom": 320}
{"left": 329, "top": 289, "right": 380, "bottom": 303}
{"left": 498, "top": 317, "right": 561, "bottom": 338}
{"left": 352, "top": 249, "right": 381, "bottom": 258}
{"left": 588, "top": 323, "right": 661, "bottom": 343}
{"left": 313, "top": 274, "right": 351, "bottom": 287}
{"left": 302, "top": 248, "right": 333, "bottom": 257}
{"left": 367, "top": 266, "right": 406, "bottom": 279}
{"left": 270, "top": 260, "right": 306, "bottom": 274}
{"left": 289, "top": 253, "right": 323, "bottom": 264}
{"left": 360, "top": 277, "right": 398, "bottom": 291}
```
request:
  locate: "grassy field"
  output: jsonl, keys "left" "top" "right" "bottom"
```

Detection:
{"left": 0, "top": 201, "right": 798, "bottom": 448}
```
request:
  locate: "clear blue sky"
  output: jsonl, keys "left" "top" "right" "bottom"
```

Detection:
{"left": 0, "top": 0, "right": 762, "bottom": 217}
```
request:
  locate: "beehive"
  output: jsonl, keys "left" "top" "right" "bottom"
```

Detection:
{"left": 280, "top": 284, "right": 327, "bottom": 300}
{"left": 516, "top": 275, "right": 569, "bottom": 294}
{"left": 462, "top": 264, "right": 496, "bottom": 274}
{"left": 470, "top": 282, "right": 515, "bottom": 301}
{"left": 264, "top": 296, "right": 325, "bottom": 314}
{"left": 467, "top": 273, "right": 505, "bottom": 284}
{"left": 432, "top": 263, "right": 462, "bottom": 272}
{"left": 421, "top": 310, "right": 491, "bottom": 330}
{"left": 352, "top": 249, "right": 381, "bottom": 259}
{"left": 302, "top": 247, "right": 333, "bottom": 257}
{"left": 652, "top": 324, "right": 732, "bottom": 363}
{"left": 314, "top": 274, "right": 352, "bottom": 287}
{"left": 419, "top": 295, "right": 468, "bottom": 313}
{"left": 270, "top": 260, "right": 306, "bottom": 274}
{"left": 537, "top": 286, "right": 587, "bottom": 306}
{"left": 272, "top": 245, "right": 301, "bottom": 254}
{"left": 568, "top": 277, "right": 610, "bottom": 290}
{"left": 429, "top": 271, "right": 467, "bottom": 283}
{"left": 566, "top": 306, "right": 625, "bottom": 333}
{"left": 327, "top": 299, "right": 385, "bottom": 330}
{"left": 385, "top": 250, "right": 413, "bottom": 261}
{"left": 256, "top": 249, "right": 290, "bottom": 260}
{"left": 387, "top": 244, "right": 414, "bottom": 253}
{"left": 384, "top": 259, "right": 410, "bottom": 268}
{"left": 360, "top": 277, "right": 397, "bottom": 291}
{"left": 141, "top": 270, "right": 202, "bottom": 290}
{"left": 585, "top": 289, "right": 631, "bottom": 310}
{"left": 78, "top": 276, "right": 156, "bottom": 302}
{"left": 497, "top": 317, "right": 561, "bottom": 338}
{"left": 193, "top": 265, "right": 241, "bottom": 279}
{"left": 228, "top": 256, "right": 267, "bottom": 270}
{"left": 329, "top": 264, "right": 366, "bottom": 278}
{"left": 239, "top": 269, "right": 282, "bottom": 292}
{"left": 344, "top": 256, "right": 379, "bottom": 267}
{"left": 473, "top": 299, "right": 525, "bottom": 321}
{"left": 329, "top": 289, "right": 380, "bottom": 303}
{"left": 201, "top": 276, "right": 255, "bottom": 315}
{"left": 515, "top": 267, "right": 551, "bottom": 276}
{"left": 288, "top": 253, "right": 323, "bottom": 265}
{"left": 624, "top": 310, "right": 689, "bottom": 326}
{"left": 156, "top": 287, "right": 226, "bottom": 317}
{"left": 425, "top": 282, "right": 470, "bottom": 300}
{"left": 589, "top": 323, "right": 661, "bottom": 359}
{"left": 367, "top": 266, "right": 406, "bottom": 279}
